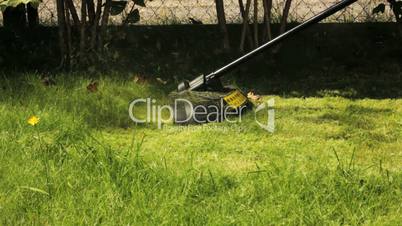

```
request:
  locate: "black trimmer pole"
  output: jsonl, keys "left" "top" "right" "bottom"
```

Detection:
{"left": 178, "top": 0, "right": 358, "bottom": 92}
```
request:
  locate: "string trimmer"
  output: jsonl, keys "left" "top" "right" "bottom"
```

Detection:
{"left": 171, "top": 0, "right": 357, "bottom": 124}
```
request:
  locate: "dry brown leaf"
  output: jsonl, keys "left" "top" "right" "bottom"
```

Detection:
{"left": 133, "top": 75, "right": 147, "bottom": 84}
{"left": 87, "top": 81, "right": 98, "bottom": 93}
{"left": 247, "top": 91, "right": 261, "bottom": 101}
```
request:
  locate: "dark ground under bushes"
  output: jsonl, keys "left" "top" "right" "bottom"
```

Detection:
{"left": 0, "top": 23, "right": 401, "bottom": 98}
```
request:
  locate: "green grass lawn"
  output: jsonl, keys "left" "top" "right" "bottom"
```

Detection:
{"left": 0, "top": 73, "right": 401, "bottom": 225}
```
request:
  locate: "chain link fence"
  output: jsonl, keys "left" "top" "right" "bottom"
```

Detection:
{"left": 0, "top": 0, "right": 396, "bottom": 26}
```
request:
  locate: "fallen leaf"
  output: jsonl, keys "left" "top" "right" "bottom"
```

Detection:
{"left": 133, "top": 75, "right": 147, "bottom": 84}
{"left": 247, "top": 91, "right": 261, "bottom": 101}
{"left": 87, "top": 81, "right": 98, "bottom": 93}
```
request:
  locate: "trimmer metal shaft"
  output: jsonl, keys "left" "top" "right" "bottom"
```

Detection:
{"left": 177, "top": 0, "right": 358, "bottom": 92}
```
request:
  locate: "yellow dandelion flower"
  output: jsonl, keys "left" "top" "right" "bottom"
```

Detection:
{"left": 27, "top": 115, "right": 40, "bottom": 126}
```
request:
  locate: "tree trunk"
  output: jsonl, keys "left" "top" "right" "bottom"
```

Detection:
{"left": 272, "top": 0, "right": 292, "bottom": 53}
{"left": 86, "top": 0, "right": 96, "bottom": 26}
{"left": 99, "top": 0, "right": 111, "bottom": 51}
{"left": 253, "top": 0, "right": 258, "bottom": 47}
{"left": 389, "top": 1, "right": 402, "bottom": 37}
{"left": 79, "top": 0, "right": 87, "bottom": 63}
{"left": 27, "top": 3, "right": 39, "bottom": 29}
{"left": 65, "top": 0, "right": 80, "bottom": 28}
{"left": 64, "top": 0, "right": 72, "bottom": 68}
{"left": 90, "top": 0, "right": 103, "bottom": 50}
{"left": 3, "top": 4, "right": 26, "bottom": 30}
{"left": 238, "top": 0, "right": 253, "bottom": 50}
{"left": 279, "top": 0, "right": 293, "bottom": 35}
{"left": 215, "top": 0, "right": 230, "bottom": 50}
{"left": 56, "top": 0, "right": 67, "bottom": 67}
{"left": 240, "top": 0, "right": 252, "bottom": 52}
{"left": 262, "top": 0, "right": 272, "bottom": 41}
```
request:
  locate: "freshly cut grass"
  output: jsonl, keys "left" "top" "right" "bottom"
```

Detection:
{"left": 0, "top": 73, "right": 401, "bottom": 225}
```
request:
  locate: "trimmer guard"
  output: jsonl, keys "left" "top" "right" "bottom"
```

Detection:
{"left": 169, "top": 88, "right": 250, "bottom": 124}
